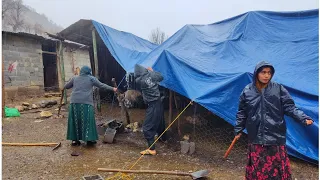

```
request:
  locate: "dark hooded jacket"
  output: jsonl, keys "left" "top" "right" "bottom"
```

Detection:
{"left": 134, "top": 64, "right": 163, "bottom": 103}
{"left": 234, "top": 61, "right": 311, "bottom": 145}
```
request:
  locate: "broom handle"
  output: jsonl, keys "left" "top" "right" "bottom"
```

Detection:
{"left": 3, "top": 142, "right": 58, "bottom": 146}
{"left": 98, "top": 168, "right": 190, "bottom": 176}
{"left": 223, "top": 136, "right": 238, "bottom": 159}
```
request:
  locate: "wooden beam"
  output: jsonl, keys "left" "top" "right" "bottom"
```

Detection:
{"left": 46, "top": 32, "right": 65, "bottom": 41}
{"left": 42, "top": 51, "right": 57, "bottom": 55}
{"left": 92, "top": 28, "right": 101, "bottom": 112}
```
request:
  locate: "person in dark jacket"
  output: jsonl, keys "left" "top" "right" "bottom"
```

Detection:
{"left": 64, "top": 66, "right": 117, "bottom": 146}
{"left": 134, "top": 64, "right": 167, "bottom": 155}
{"left": 234, "top": 61, "right": 313, "bottom": 180}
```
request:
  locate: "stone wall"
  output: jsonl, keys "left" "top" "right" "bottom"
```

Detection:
{"left": 2, "top": 32, "right": 92, "bottom": 102}
{"left": 3, "top": 33, "right": 44, "bottom": 87}
{"left": 2, "top": 33, "right": 45, "bottom": 101}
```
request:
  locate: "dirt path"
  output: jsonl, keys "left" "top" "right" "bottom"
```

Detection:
{"left": 2, "top": 101, "right": 318, "bottom": 180}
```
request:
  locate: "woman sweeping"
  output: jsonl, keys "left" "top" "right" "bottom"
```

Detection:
{"left": 63, "top": 66, "right": 117, "bottom": 146}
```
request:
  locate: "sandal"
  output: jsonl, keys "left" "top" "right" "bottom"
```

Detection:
{"left": 140, "top": 149, "right": 157, "bottom": 155}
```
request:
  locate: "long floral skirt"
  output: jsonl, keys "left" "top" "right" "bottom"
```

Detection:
{"left": 66, "top": 103, "right": 98, "bottom": 142}
{"left": 245, "top": 144, "right": 292, "bottom": 180}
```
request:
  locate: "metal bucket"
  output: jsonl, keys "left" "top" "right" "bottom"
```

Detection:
{"left": 96, "top": 122, "right": 107, "bottom": 136}
{"left": 103, "top": 128, "right": 117, "bottom": 143}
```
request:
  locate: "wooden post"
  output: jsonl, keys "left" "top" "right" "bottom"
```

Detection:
{"left": 168, "top": 90, "right": 173, "bottom": 124}
{"left": 2, "top": 59, "right": 5, "bottom": 118}
{"left": 173, "top": 92, "right": 181, "bottom": 136}
{"left": 193, "top": 103, "right": 197, "bottom": 138}
{"left": 58, "top": 41, "right": 67, "bottom": 105}
{"left": 92, "top": 28, "right": 101, "bottom": 112}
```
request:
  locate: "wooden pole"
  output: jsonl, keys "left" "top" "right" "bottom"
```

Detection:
{"left": 2, "top": 58, "right": 5, "bottom": 118}
{"left": 92, "top": 28, "right": 101, "bottom": 112}
{"left": 57, "top": 89, "right": 65, "bottom": 116}
{"left": 168, "top": 90, "right": 173, "bottom": 124}
{"left": 173, "top": 92, "right": 181, "bottom": 136}
{"left": 2, "top": 142, "right": 59, "bottom": 146}
{"left": 223, "top": 137, "right": 238, "bottom": 159}
{"left": 97, "top": 168, "right": 191, "bottom": 177}
{"left": 58, "top": 41, "right": 67, "bottom": 105}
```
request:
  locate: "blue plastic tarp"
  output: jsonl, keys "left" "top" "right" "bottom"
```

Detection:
{"left": 93, "top": 20, "right": 158, "bottom": 71}
{"left": 93, "top": 9, "right": 319, "bottom": 163}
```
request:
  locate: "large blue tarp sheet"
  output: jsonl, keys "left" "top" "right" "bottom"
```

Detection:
{"left": 93, "top": 9, "right": 319, "bottom": 163}
{"left": 93, "top": 20, "right": 158, "bottom": 71}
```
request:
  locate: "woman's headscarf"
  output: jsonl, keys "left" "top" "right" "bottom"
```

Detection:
{"left": 80, "top": 66, "right": 92, "bottom": 76}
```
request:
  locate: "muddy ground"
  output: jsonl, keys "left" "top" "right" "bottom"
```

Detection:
{"left": 2, "top": 97, "right": 319, "bottom": 180}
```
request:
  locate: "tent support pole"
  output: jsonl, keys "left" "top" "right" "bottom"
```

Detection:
{"left": 92, "top": 28, "right": 101, "bottom": 112}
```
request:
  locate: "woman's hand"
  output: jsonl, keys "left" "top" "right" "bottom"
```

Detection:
{"left": 235, "top": 133, "right": 242, "bottom": 140}
{"left": 306, "top": 119, "right": 313, "bottom": 126}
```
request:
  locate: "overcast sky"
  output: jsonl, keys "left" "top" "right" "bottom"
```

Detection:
{"left": 23, "top": 0, "right": 318, "bottom": 40}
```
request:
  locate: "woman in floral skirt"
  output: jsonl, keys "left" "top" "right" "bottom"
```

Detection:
{"left": 234, "top": 61, "right": 313, "bottom": 179}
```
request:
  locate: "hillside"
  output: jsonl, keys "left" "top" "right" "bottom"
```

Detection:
{"left": 2, "top": 0, "right": 63, "bottom": 35}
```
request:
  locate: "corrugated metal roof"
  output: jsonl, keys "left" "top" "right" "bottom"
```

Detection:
{"left": 2, "top": 30, "right": 55, "bottom": 41}
{"left": 58, "top": 19, "right": 93, "bottom": 46}
{"left": 2, "top": 30, "right": 89, "bottom": 48}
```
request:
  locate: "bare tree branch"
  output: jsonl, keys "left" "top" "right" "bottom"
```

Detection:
{"left": 2, "top": 0, "right": 15, "bottom": 19}
{"left": 149, "top": 27, "right": 168, "bottom": 45}
{"left": 8, "top": 0, "right": 25, "bottom": 32}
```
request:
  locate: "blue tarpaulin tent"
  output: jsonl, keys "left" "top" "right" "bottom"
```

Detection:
{"left": 93, "top": 21, "right": 158, "bottom": 71}
{"left": 93, "top": 9, "right": 319, "bottom": 163}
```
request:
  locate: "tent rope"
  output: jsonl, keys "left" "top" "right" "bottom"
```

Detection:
{"left": 104, "top": 100, "right": 194, "bottom": 180}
